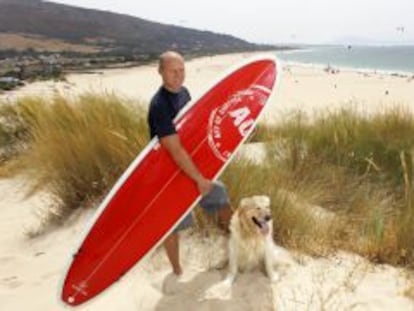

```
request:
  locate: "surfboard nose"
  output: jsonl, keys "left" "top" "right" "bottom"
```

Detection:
{"left": 251, "top": 58, "right": 277, "bottom": 90}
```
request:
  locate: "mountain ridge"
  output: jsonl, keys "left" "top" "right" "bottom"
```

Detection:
{"left": 0, "top": 0, "right": 275, "bottom": 54}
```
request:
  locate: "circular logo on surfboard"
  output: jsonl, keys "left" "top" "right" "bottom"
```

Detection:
{"left": 207, "top": 86, "right": 269, "bottom": 162}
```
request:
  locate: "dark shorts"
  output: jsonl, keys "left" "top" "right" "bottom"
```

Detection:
{"left": 174, "top": 180, "right": 230, "bottom": 232}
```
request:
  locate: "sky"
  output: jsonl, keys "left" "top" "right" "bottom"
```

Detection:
{"left": 51, "top": 0, "right": 414, "bottom": 45}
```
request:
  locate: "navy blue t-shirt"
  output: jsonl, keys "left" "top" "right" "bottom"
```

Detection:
{"left": 148, "top": 86, "right": 191, "bottom": 139}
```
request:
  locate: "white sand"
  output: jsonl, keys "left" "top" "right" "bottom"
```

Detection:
{"left": 1, "top": 52, "right": 414, "bottom": 310}
{"left": 2, "top": 51, "right": 414, "bottom": 123}
{"left": 0, "top": 177, "right": 413, "bottom": 310}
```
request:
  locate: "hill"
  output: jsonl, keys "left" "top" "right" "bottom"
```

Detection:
{"left": 0, "top": 0, "right": 275, "bottom": 55}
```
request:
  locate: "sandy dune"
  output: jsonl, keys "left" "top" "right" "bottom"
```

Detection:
{"left": 0, "top": 177, "right": 413, "bottom": 310}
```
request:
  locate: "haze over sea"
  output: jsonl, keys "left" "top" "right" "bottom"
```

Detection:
{"left": 278, "top": 45, "right": 414, "bottom": 74}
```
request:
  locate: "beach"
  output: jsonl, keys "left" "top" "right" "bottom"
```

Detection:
{"left": 3, "top": 51, "right": 414, "bottom": 120}
{"left": 1, "top": 52, "right": 414, "bottom": 310}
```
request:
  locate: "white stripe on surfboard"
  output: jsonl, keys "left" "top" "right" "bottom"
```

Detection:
{"left": 250, "top": 84, "right": 272, "bottom": 94}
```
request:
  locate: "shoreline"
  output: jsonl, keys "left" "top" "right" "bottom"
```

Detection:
{"left": 2, "top": 50, "right": 414, "bottom": 126}
{"left": 280, "top": 59, "right": 414, "bottom": 77}
{"left": 276, "top": 45, "right": 414, "bottom": 76}
{"left": 1, "top": 50, "right": 414, "bottom": 120}
{"left": 1, "top": 50, "right": 413, "bottom": 99}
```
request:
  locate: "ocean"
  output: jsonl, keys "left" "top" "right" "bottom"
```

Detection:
{"left": 277, "top": 45, "right": 414, "bottom": 74}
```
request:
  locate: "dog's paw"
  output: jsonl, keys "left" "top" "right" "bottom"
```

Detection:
{"left": 199, "top": 280, "right": 232, "bottom": 301}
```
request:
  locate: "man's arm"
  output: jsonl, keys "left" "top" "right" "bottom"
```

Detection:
{"left": 160, "top": 134, "right": 212, "bottom": 195}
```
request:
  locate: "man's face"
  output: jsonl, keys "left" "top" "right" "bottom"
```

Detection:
{"left": 159, "top": 57, "right": 185, "bottom": 93}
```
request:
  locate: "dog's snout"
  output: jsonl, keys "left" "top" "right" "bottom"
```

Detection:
{"left": 264, "top": 215, "right": 271, "bottom": 222}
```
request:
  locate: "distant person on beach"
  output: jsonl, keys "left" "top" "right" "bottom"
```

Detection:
{"left": 147, "top": 50, "right": 233, "bottom": 276}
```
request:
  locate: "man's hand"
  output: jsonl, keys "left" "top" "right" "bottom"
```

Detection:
{"left": 196, "top": 177, "right": 213, "bottom": 196}
{"left": 160, "top": 134, "right": 212, "bottom": 195}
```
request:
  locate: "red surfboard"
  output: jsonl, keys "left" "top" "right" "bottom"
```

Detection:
{"left": 60, "top": 55, "right": 279, "bottom": 306}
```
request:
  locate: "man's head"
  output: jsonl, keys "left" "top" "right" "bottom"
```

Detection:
{"left": 158, "top": 51, "right": 185, "bottom": 93}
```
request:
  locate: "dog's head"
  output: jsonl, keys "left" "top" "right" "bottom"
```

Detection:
{"left": 237, "top": 195, "right": 272, "bottom": 237}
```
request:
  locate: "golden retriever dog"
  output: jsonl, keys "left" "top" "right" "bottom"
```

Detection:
{"left": 200, "top": 195, "right": 294, "bottom": 301}
{"left": 224, "top": 195, "right": 293, "bottom": 284}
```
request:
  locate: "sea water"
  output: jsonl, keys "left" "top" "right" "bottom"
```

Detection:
{"left": 277, "top": 45, "right": 414, "bottom": 74}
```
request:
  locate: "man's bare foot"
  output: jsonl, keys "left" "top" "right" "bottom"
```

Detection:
{"left": 173, "top": 266, "right": 183, "bottom": 276}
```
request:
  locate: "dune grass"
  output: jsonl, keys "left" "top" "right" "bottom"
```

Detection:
{"left": 0, "top": 100, "right": 31, "bottom": 159}
{"left": 0, "top": 94, "right": 148, "bottom": 218}
{"left": 1, "top": 94, "right": 413, "bottom": 266}
{"left": 225, "top": 107, "right": 414, "bottom": 266}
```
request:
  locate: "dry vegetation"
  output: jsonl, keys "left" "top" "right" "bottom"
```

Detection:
{"left": 233, "top": 108, "right": 414, "bottom": 266}
{"left": 0, "top": 93, "right": 148, "bottom": 218}
{"left": 1, "top": 95, "right": 414, "bottom": 268}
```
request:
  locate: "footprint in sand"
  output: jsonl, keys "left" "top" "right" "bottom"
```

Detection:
{"left": 161, "top": 273, "right": 189, "bottom": 295}
{"left": 0, "top": 256, "right": 15, "bottom": 264}
{"left": 199, "top": 279, "right": 232, "bottom": 301}
{"left": 41, "top": 271, "right": 57, "bottom": 280}
{"left": 1, "top": 276, "right": 23, "bottom": 289}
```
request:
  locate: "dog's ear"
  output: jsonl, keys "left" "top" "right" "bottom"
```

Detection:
{"left": 239, "top": 197, "right": 253, "bottom": 209}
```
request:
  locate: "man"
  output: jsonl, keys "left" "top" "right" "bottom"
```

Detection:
{"left": 148, "top": 51, "right": 233, "bottom": 276}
